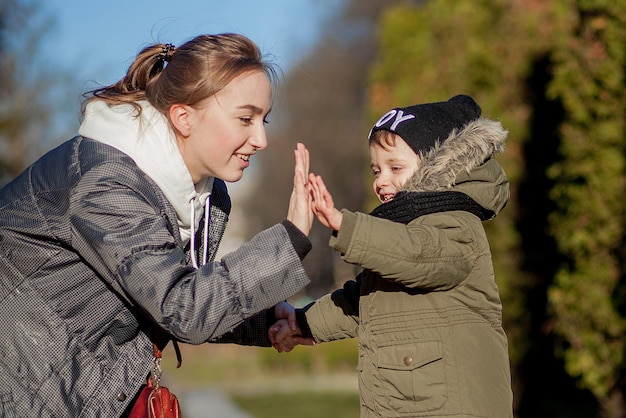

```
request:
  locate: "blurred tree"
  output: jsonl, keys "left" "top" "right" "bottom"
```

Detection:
{"left": 547, "top": 1, "right": 626, "bottom": 416}
{"left": 0, "top": 0, "right": 68, "bottom": 186}
{"left": 369, "top": 0, "right": 624, "bottom": 416}
{"left": 243, "top": 0, "right": 404, "bottom": 298}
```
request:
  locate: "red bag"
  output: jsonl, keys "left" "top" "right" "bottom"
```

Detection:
{"left": 128, "top": 344, "right": 181, "bottom": 418}
{"left": 129, "top": 382, "right": 181, "bottom": 418}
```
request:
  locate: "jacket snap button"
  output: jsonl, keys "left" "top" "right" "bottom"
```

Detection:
{"left": 403, "top": 356, "right": 413, "bottom": 366}
{"left": 117, "top": 393, "right": 127, "bottom": 402}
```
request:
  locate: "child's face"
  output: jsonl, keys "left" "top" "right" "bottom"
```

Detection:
{"left": 369, "top": 137, "right": 420, "bottom": 203}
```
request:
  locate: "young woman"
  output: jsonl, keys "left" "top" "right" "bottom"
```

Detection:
{"left": 0, "top": 33, "right": 313, "bottom": 417}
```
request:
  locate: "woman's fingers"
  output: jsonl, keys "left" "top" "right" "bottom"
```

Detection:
{"left": 287, "top": 143, "right": 313, "bottom": 235}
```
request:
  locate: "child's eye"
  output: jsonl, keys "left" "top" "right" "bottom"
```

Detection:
{"left": 392, "top": 166, "right": 403, "bottom": 172}
{"left": 371, "top": 169, "right": 380, "bottom": 177}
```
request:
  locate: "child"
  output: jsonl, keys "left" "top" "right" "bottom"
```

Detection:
{"left": 272, "top": 95, "right": 513, "bottom": 417}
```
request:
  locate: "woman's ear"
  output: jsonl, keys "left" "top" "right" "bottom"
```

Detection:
{"left": 169, "top": 104, "right": 192, "bottom": 137}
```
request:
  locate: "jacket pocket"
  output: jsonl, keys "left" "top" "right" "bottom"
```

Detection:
{"left": 0, "top": 390, "right": 17, "bottom": 418}
{"left": 375, "top": 340, "right": 446, "bottom": 414}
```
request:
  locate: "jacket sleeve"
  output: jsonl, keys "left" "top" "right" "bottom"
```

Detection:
{"left": 209, "top": 308, "right": 274, "bottom": 347}
{"left": 296, "top": 275, "right": 361, "bottom": 343}
{"left": 69, "top": 162, "right": 310, "bottom": 345}
{"left": 331, "top": 209, "right": 477, "bottom": 291}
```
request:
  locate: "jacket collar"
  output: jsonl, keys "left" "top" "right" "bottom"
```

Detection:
{"left": 401, "top": 117, "right": 509, "bottom": 216}
{"left": 78, "top": 100, "right": 213, "bottom": 245}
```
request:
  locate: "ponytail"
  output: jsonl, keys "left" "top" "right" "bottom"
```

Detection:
{"left": 82, "top": 33, "right": 277, "bottom": 118}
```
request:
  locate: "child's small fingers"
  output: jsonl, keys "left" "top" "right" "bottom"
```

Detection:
{"left": 314, "top": 182, "right": 324, "bottom": 203}
{"left": 293, "top": 336, "right": 316, "bottom": 346}
{"left": 275, "top": 327, "right": 292, "bottom": 343}
{"left": 317, "top": 177, "right": 329, "bottom": 194}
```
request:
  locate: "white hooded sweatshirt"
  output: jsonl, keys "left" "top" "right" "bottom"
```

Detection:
{"left": 79, "top": 100, "right": 213, "bottom": 267}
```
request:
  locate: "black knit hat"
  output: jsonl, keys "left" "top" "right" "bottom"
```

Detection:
{"left": 368, "top": 94, "right": 481, "bottom": 155}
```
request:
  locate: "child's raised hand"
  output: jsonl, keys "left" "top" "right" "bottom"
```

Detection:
{"left": 309, "top": 173, "right": 343, "bottom": 231}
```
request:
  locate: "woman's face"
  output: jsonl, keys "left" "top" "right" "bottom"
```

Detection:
{"left": 369, "top": 136, "right": 420, "bottom": 203}
{"left": 176, "top": 70, "right": 272, "bottom": 184}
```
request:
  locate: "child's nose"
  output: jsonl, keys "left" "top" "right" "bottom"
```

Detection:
{"left": 375, "top": 173, "right": 390, "bottom": 188}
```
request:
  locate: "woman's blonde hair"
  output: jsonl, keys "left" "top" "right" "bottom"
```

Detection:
{"left": 82, "top": 33, "right": 278, "bottom": 116}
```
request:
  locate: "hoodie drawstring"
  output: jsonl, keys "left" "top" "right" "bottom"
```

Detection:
{"left": 189, "top": 198, "right": 198, "bottom": 268}
{"left": 189, "top": 193, "right": 211, "bottom": 269}
{"left": 202, "top": 193, "right": 211, "bottom": 266}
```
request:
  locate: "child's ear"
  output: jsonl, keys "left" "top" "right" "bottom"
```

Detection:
{"left": 169, "top": 104, "right": 192, "bottom": 137}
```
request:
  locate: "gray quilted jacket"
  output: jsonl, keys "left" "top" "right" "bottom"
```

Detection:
{"left": 0, "top": 136, "right": 310, "bottom": 417}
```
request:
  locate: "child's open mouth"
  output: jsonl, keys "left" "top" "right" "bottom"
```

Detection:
{"left": 381, "top": 194, "right": 395, "bottom": 203}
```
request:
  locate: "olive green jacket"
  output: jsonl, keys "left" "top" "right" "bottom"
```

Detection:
{"left": 299, "top": 118, "right": 513, "bottom": 417}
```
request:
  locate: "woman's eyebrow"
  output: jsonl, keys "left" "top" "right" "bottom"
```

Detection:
{"left": 237, "top": 104, "right": 266, "bottom": 114}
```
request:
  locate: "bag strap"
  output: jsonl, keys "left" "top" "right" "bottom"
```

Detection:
{"left": 149, "top": 340, "right": 182, "bottom": 385}
{"left": 153, "top": 344, "right": 162, "bottom": 359}
{"left": 152, "top": 335, "right": 182, "bottom": 368}
{"left": 172, "top": 341, "right": 182, "bottom": 368}
{"left": 149, "top": 344, "right": 162, "bottom": 389}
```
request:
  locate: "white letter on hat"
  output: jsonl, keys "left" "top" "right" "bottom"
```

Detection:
{"left": 389, "top": 110, "right": 415, "bottom": 130}
{"left": 375, "top": 110, "right": 397, "bottom": 128}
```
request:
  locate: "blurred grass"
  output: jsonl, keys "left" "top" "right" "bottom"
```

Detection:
{"left": 160, "top": 338, "right": 360, "bottom": 416}
{"left": 231, "top": 391, "right": 360, "bottom": 418}
{"left": 162, "top": 338, "right": 358, "bottom": 387}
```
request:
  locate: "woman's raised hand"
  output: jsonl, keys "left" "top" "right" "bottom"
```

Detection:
{"left": 286, "top": 143, "right": 314, "bottom": 235}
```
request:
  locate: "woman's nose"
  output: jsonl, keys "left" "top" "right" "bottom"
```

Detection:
{"left": 249, "top": 128, "right": 268, "bottom": 150}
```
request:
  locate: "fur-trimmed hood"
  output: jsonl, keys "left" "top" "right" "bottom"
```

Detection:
{"left": 401, "top": 117, "right": 510, "bottom": 216}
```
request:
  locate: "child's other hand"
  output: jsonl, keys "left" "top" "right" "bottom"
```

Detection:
{"left": 269, "top": 319, "right": 298, "bottom": 352}
{"left": 309, "top": 173, "right": 343, "bottom": 231}
{"left": 269, "top": 319, "right": 316, "bottom": 353}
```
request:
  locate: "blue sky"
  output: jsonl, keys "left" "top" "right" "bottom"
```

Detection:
{"left": 38, "top": 0, "right": 335, "bottom": 87}
{"left": 28, "top": 0, "right": 339, "bottom": 143}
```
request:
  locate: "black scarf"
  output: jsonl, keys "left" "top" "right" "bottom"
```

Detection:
{"left": 369, "top": 191, "right": 494, "bottom": 224}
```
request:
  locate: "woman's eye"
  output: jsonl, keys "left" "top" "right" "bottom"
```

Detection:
{"left": 240, "top": 117, "right": 252, "bottom": 124}
{"left": 392, "top": 166, "right": 403, "bottom": 172}
{"left": 263, "top": 117, "right": 270, "bottom": 125}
